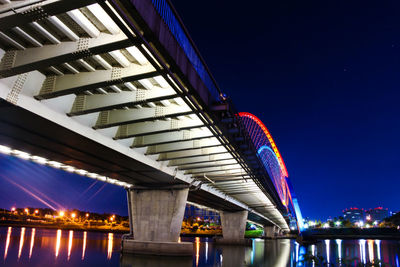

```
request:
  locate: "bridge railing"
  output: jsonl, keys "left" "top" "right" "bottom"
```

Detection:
{"left": 150, "top": 0, "right": 221, "bottom": 102}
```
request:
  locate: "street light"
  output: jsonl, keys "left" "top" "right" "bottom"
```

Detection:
{"left": 11, "top": 207, "right": 15, "bottom": 212}
{"left": 71, "top": 213, "right": 76, "bottom": 219}
{"left": 24, "top": 208, "right": 29, "bottom": 214}
{"left": 86, "top": 213, "right": 89, "bottom": 218}
{"left": 59, "top": 211, "right": 65, "bottom": 217}
{"left": 34, "top": 209, "right": 39, "bottom": 215}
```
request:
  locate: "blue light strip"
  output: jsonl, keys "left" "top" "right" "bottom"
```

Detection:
{"left": 285, "top": 178, "right": 304, "bottom": 232}
{"left": 150, "top": 0, "right": 220, "bottom": 101}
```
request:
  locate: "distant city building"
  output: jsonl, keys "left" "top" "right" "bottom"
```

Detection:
{"left": 343, "top": 208, "right": 365, "bottom": 223}
{"left": 366, "top": 207, "right": 390, "bottom": 223}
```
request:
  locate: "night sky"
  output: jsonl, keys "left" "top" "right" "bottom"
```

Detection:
{"left": 1, "top": 1, "right": 400, "bottom": 220}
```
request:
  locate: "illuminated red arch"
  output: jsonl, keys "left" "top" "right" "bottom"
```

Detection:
{"left": 238, "top": 112, "right": 288, "bottom": 177}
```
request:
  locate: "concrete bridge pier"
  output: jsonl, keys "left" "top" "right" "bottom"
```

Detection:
{"left": 263, "top": 225, "right": 277, "bottom": 238}
{"left": 216, "top": 210, "right": 250, "bottom": 245}
{"left": 263, "top": 225, "right": 284, "bottom": 238}
{"left": 122, "top": 186, "right": 192, "bottom": 256}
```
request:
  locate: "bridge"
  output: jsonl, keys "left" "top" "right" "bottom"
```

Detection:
{"left": 0, "top": 0, "right": 302, "bottom": 255}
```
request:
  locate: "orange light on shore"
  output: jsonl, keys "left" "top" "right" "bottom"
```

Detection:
{"left": 86, "top": 213, "right": 89, "bottom": 217}
{"left": 34, "top": 210, "right": 39, "bottom": 214}
{"left": 71, "top": 213, "right": 76, "bottom": 219}
{"left": 11, "top": 207, "right": 15, "bottom": 212}
{"left": 110, "top": 217, "right": 114, "bottom": 222}
{"left": 59, "top": 211, "right": 65, "bottom": 217}
{"left": 24, "top": 208, "right": 29, "bottom": 213}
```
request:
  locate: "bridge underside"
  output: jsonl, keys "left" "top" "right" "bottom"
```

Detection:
{"left": 0, "top": 0, "right": 292, "bottom": 245}
{"left": 0, "top": 99, "right": 271, "bottom": 224}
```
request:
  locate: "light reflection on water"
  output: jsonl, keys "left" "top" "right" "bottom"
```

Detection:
{"left": 0, "top": 227, "right": 399, "bottom": 266}
{"left": 17, "top": 227, "right": 24, "bottom": 260}
{"left": 28, "top": 228, "right": 34, "bottom": 259}
{"left": 82, "top": 231, "right": 87, "bottom": 260}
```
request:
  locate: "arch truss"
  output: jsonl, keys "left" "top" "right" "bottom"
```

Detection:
{"left": 238, "top": 112, "right": 292, "bottom": 209}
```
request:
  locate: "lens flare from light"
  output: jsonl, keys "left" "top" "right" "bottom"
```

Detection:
{"left": 0, "top": 174, "right": 58, "bottom": 210}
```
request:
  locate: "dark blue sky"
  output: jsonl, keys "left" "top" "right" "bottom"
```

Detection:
{"left": 170, "top": 0, "right": 400, "bottom": 219}
{"left": 0, "top": 1, "right": 399, "bottom": 220}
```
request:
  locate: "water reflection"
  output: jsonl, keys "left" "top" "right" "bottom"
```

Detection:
{"left": 325, "top": 239, "right": 330, "bottom": 265}
{"left": 68, "top": 230, "right": 73, "bottom": 260}
{"left": 336, "top": 239, "right": 342, "bottom": 265}
{"left": 310, "top": 244, "right": 315, "bottom": 267}
{"left": 375, "top": 239, "right": 381, "bottom": 263}
{"left": 29, "top": 228, "right": 35, "bottom": 259}
{"left": 82, "top": 231, "right": 87, "bottom": 260}
{"left": 107, "top": 233, "right": 113, "bottom": 260}
{"left": 367, "top": 240, "right": 374, "bottom": 263}
{"left": 121, "top": 254, "right": 192, "bottom": 267}
{"left": 18, "top": 227, "right": 25, "bottom": 260}
{"left": 195, "top": 237, "right": 200, "bottom": 266}
{"left": 55, "top": 229, "right": 61, "bottom": 258}
{"left": 1, "top": 227, "right": 400, "bottom": 266}
{"left": 359, "top": 239, "right": 367, "bottom": 264}
{"left": 3, "top": 227, "right": 11, "bottom": 260}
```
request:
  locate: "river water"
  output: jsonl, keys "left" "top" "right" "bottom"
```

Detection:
{"left": 0, "top": 227, "right": 399, "bottom": 266}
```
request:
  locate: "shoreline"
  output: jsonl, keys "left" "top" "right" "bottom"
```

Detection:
{"left": 0, "top": 221, "right": 129, "bottom": 234}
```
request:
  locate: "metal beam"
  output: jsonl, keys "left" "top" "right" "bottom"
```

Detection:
{"left": 114, "top": 118, "right": 207, "bottom": 139}
{"left": 157, "top": 146, "right": 227, "bottom": 161}
{"left": 167, "top": 153, "right": 233, "bottom": 166}
{"left": 36, "top": 64, "right": 157, "bottom": 99}
{"left": 223, "top": 190, "right": 261, "bottom": 195}
{"left": 0, "top": 32, "right": 131, "bottom": 77}
{"left": 178, "top": 159, "right": 238, "bottom": 170}
{"left": 206, "top": 179, "right": 253, "bottom": 186}
{"left": 208, "top": 177, "right": 247, "bottom": 183}
{"left": 192, "top": 172, "right": 249, "bottom": 178}
{"left": 0, "top": 0, "right": 99, "bottom": 31}
{"left": 69, "top": 87, "right": 178, "bottom": 116}
{"left": 146, "top": 137, "right": 220, "bottom": 155}
{"left": 219, "top": 184, "right": 259, "bottom": 190}
{"left": 131, "top": 127, "right": 213, "bottom": 148}
{"left": 94, "top": 103, "right": 193, "bottom": 129}
{"left": 186, "top": 166, "right": 243, "bottom": 175}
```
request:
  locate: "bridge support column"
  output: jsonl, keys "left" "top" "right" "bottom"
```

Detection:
{"left": 216, "top": 210, "right": 250, "bottom": 245}
{"left": 122, "top": 186, "right": 192, "bottom": 256}
{"left": 263, "top": 225, "right": 277, "bottom": 238}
